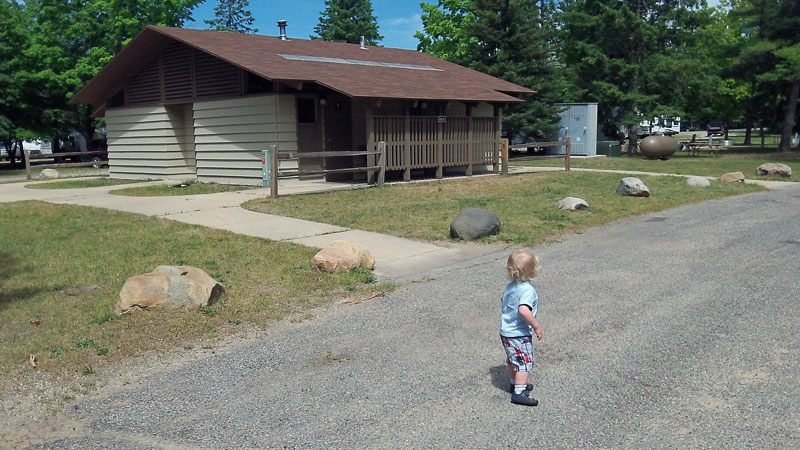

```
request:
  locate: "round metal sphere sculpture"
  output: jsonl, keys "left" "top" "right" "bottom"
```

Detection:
{"left": 639, "top": 135, "right": 679, "bottom": 159}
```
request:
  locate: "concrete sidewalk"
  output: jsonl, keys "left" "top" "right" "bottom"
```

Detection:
{"left": 0, "top": 178, "right": 503, "bottom": 281}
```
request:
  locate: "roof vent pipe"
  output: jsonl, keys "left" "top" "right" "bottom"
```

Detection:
{"left": 277, "top": 20, "right": 288, "bottom": 40}
{"left": 360, "top": 36, "right": 366, "bottom": 49}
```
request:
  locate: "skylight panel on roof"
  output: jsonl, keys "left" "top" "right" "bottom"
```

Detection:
{"left": 278, "top": 54, "right": 442, "bottom": 72}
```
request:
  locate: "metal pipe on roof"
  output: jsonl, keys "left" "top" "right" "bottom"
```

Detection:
{"left": 360, "top": 36, "right": 366, "bottom": 49}
{"left": 277, "top": 20, "right": 288, "bottom": 40}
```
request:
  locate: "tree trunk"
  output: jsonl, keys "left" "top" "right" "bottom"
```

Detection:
{"left": 723, "top": 121, "right": 729, "bottom": 140}
{"left": 627, "top": 125, "right": 638, "bottom": 156}
{"left": 743, "top": 113, "right": 753, "bottom": 146}
{"left": 778, "top": 80, "right": 799, "bottom": 152}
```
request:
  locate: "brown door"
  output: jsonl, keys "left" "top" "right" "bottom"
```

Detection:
{"left": 296, "top": 96, "right": 323, "bottom": 179}
{"left": 323, "top": 95, "right": 354, "bottom": 181}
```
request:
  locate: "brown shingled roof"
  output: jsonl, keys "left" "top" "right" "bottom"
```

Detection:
{"left": 72, "top": 26, "right": 533, "bottom": 107}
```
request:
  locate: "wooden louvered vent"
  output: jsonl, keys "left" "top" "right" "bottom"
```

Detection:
{"left": 162, "top": 43, "right": 194, "bottom": 102}
{"left": 194, "top": 49, "right": 241, "bottom": 99}
{"left": 125, "top": 57, "right": 162, "bottom": 105}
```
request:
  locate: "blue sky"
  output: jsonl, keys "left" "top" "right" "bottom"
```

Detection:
{"left": 188, "top": 1, "right": 425, "bottom": 50}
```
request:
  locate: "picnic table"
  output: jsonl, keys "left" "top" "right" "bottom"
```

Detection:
{"left": 679, "top": 134, "right": 730, "bottom": 157}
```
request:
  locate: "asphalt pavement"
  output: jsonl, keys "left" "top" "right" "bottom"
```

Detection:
{"left": 21, "top": 183, "right": 800, "bottom": 449}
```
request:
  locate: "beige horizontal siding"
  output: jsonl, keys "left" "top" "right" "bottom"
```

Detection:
{"left": 106, "top": 104, "right": 196, "bottom": 179}
{"left": 194, "top": 94, "right": 297, "bottom": 185}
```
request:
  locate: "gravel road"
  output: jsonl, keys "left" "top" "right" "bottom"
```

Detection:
{"left": 24, "top": 185, "right": 800, "bottom": 449}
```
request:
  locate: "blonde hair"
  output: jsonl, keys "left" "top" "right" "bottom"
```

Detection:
{"left": 507, "top": 249, "right": 539, "bottom": 281}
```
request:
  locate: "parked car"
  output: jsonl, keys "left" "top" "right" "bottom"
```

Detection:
{"left": 706, "top": 123, "right": 725, "bottom": 137}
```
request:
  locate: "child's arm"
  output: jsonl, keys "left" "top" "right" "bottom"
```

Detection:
{"left": 518, "top": 306, "right": 543, "bottom": 341}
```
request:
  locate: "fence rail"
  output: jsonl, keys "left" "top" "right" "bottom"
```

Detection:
{"left": 23, "top": 149, "right": 109, "bottom": 180}
{"left": 500, "top": 137, "right": 572, "bottom": 175}
{"left": 263, "top": 142, "right": 386, "bottom": 198}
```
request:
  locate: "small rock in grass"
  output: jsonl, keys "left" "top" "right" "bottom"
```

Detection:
{"left": 557, "top": 197, "right": 589, "bottom": 211}
{"left": 116, "top": 266, "right": 224, "bottom": 315}
{"left": 616, "top": 177, "right": 650, "bottom": 197}
{"left": 719, "top": 171, "right": 745, "bottom": 183}
{"left": 686, "top": 176, "right": 711, "bottom": 188}
{"left": 756, "top": 163, "right": 791, "bottom": 177}
{"left": 312, "top": 240, "right": 375, "bottom": 273}
{"left": 39, "top": 169, "right": 59, "bottom": 180}
{"left": 450, "top": 208, "right": 501, "bottom": 240}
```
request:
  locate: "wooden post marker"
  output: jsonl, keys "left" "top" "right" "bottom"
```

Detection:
{"left": 565, "top": 137, "right": 571, "bottom": 172}
{"left": 500, "top": 138, "right": 509, "bottom": 176}
{"left": 270, "top": 144, "right": 278, "bottom": 198}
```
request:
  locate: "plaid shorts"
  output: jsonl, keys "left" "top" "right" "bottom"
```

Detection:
{"left": 501, "top": 335, "right": 534, "bottom": 372}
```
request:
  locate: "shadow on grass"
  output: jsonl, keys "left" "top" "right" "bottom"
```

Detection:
{"left": 0, "top": 252, "right": 46, "bottom": 310}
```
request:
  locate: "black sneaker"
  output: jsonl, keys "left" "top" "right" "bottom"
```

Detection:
{"left": 511, "top": 390, "right": 539, "bottom": 406}
{"left": 508, "top": 384, "right": 534, "bottom": 394}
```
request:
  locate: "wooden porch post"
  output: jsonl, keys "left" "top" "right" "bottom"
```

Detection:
{"left": 436, "top": 115, "right": 444, "bottom": 179}
{"left": 466, "top": 103, "right": 473, "bottom": 176}
{"left": 403, "top": 104, "right": 411, "bottom": 181}
{"left": 366, "top": 107, "right": 375, "bottom": 184}
{"left": 493, "top": 105, "right": 502, "bottom": 174}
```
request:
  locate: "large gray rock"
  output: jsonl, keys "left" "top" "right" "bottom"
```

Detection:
{"left": 616, "top": 177, "right": 651, "bottom": 197}
{"left": 557, "top": 197, "right": 589, "bottom": 211}
{"left": 720, "top": 171, "right": 745, "bottom": 183}
{"left": 756, "top": 163, "right": 792, "bottom": 177}
{"left": 39, "top": 169, "right": 59, "bottom": 180}
{"left": 311, "top": 240, "right": 375, "bottom": 273}
{"left": 450, "top": 208, "right": 501, "bottom": 240}
{"left": 116, "top": 266, "right": 224, "bottom": 315}
{"left": 686, "top": 176, "right": 711, "bottom": 188}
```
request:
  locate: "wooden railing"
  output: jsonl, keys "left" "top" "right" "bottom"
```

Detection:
{"left": 500, "top": 137, "right": 572, "bottom": 175}
{"left": 262, "top": 142, "right": 386, "bottom": 198}
{"left": 371, "top": 115, "right": 499, "bottom": 181}
{"left": 23, "top": 149, "right": 109, "bottom": 180}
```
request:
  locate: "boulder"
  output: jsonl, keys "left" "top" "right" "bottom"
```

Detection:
{"left": 719, "top": 171, "right": 745, "bottom": 183}
{"left": 616, "top": 177, "right": 651, "bottom": 197}
{"left": 639, "top": 135, "right": 679, "bottom": 159}
{"left": 756, "top": 163, "right": 792, "bottom": 177}
{"left": 450, "top": 208, "right": 501, "bottom": 240}
{"left": 311, "top": 240, "right": 375, "bottom": 273}
{"left": 116, "top": 266, "right": 224, "bottom": 315}
{"left": 557, "top": 197, "right": 589, "bottom": 211}
{"left": 686, "top": 176, "right": 711, "bottom": 188}
{"left": 39, "top": 169, "right": 59, "bottom": 180}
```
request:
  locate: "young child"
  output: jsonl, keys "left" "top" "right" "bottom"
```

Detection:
{"left": 499, "top": 248, "right": 543, "bottom": 406}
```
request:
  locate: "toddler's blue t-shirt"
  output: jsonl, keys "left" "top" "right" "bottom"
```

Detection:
{"left": 499, "top": 281, "right": 538, "bottom": 337}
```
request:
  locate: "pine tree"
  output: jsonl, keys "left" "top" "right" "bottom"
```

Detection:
{"left": 559, "top": 0, "right": 710, "bottom": 153}
{"left": 732, "top": 0, "right": 800, "bottom": 152}
{"left": 204, "top": 0, "right": 258, "bottom": 34}
{"left": 460, "top": 0, "right": 565, "bottom": 140}
{"left": 312, "top": 0, "right": 382, "bottom": 45}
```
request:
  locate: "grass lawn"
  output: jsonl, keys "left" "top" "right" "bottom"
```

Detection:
{"left": 516, "top": 151, "right": 800, "bottom": 182}
{"left": 0, "top": 202, "right": 387, "bottom": 390}
{"left": 25, "top": 178, "right": 139, "bottom": 189}
{"left": 111, "top": 181, "right": 255, "bottom": 196}
{"left": 242, "top": 171, "right": 764, "bottom": 245}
